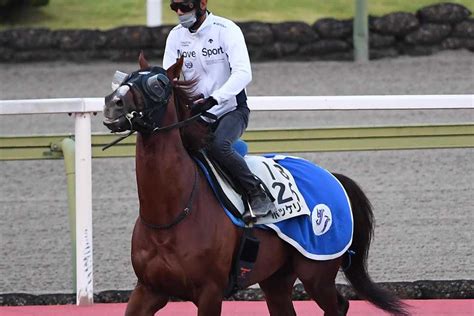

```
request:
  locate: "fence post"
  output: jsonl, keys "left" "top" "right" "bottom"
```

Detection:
{"left": 147, "top": 0, "right": 162, "bottom": 27}
{"left": 75, "top": 113, "right": 93, "bottom": 305}
{"left": 354, "top": 0, "right": 369, "bottom": 62}
{"left": 60, "top": 138, "right": 77, "bottom": 292}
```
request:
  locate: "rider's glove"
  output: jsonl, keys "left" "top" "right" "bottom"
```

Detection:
{"left": 191, "top": 96, "right": 218, "bottom": 116}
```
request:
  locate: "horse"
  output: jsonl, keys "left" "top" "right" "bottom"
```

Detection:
{"left": 102, "top": 53, "right": 408, "bottom": 316}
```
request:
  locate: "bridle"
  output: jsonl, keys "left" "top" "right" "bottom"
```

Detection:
{"left": 103, "top": 68, "right": 210, "bottom": 150}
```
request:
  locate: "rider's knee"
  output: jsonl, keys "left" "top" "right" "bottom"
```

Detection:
{"left": 209, "top": 137, "right": 233, "bottom": 159}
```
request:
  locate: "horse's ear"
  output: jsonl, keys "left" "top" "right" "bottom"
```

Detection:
{"left": 166, "top": 56, "right": 184, "bottom": 81}
{"left": 138, "top": 51, "right": 150, "bottom": 70}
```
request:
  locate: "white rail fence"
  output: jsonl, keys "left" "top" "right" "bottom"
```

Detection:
{"left": 1, "top": 95, "right": 473, "bottom": 305}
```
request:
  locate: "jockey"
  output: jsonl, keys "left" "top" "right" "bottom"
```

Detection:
{"left": 163, "top": 0, "right": 276, "bottom": 220}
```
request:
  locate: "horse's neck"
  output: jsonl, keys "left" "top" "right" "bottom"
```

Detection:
{"left": 135, "top": 108, "right": 195, "bottom": 225}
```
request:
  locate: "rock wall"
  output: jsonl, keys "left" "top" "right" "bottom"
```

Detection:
{"left": 0, "top": 2, "right": 472, "bottom": 62}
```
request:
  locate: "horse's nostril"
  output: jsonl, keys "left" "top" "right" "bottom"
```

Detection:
{"left": 116, "top": 100, "right": 124, "bottom": 107}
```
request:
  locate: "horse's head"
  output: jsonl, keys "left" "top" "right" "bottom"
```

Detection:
{"left": 103, "top": 53, "right": 184, "bottom": 133}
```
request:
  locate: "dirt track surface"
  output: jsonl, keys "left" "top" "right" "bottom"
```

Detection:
{"left": 0, "top": 50, "right": 473, "bottom": 294}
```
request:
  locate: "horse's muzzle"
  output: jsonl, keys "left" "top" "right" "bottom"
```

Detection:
{"left": 103, "top": 116, "right": 130, "bottom": 133}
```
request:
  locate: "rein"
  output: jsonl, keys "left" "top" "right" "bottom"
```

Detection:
{"left": 102, "top": 90, "right": 211, "bottom": 151}
{"left": 102, "top": 110, "right": 203, "bottom": 150}
{"left": 139, "top": 164, "right": 199, "bottom": 230}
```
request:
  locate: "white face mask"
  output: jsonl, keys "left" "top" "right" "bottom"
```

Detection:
{"left": 178, "top": 11, "right": 197, "bottom": 29}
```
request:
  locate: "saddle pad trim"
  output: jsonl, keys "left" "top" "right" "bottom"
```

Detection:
{"left": 196, "top": 152, "right": 244, "bottom": 218}
{"left": 264, "top": 223, "right": 352, "bottom": 260}
{"left": 194, "top": 158, "right": 246, "bottom": 228}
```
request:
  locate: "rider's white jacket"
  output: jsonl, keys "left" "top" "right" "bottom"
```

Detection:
{"left": 163, "top": 13, "right": 252, "bottom": 120}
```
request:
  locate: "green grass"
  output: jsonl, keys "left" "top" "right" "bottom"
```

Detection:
{"left": 1, "top": 0, "right": 473, "bottom": 30}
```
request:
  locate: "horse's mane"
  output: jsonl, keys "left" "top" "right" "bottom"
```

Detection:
{"left": 172, "top": 79, "right": 214, "bottom": 153}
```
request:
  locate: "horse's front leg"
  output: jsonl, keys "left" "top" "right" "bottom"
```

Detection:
{"left": 196, "top": 284, "right": 224, "bottom": 316}
{"left": 125, "top": 282, "right": 169, "bottom": 316}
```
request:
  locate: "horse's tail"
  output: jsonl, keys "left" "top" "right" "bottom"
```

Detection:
{"left": 333, "top": 173, "right": 408, "bottom": 316}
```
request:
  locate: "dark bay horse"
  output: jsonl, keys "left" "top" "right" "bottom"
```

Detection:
{"left": 103, "top": 54, "right": 407, "bottom": 316}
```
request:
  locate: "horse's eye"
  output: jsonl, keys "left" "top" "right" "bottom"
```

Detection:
{"left": 116, "top": 100, "right": 124, "bottom": 107}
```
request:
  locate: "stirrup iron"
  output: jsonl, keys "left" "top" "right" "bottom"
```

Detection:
{"left": 243, "top": 204, "right": 257, "bottom": 224}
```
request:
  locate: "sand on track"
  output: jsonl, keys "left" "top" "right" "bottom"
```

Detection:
{"left": 0, "top": 50, "right": 473, "bottom": 293}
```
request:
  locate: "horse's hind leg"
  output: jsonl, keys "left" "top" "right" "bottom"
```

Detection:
{"left": 259, "top": 263, "right": 298, "bottom": 316}
{"left": 293, "top": 256, "right": 344, "bottom": 316}
{"left": 336, "top": 291, "right": 349, "bottom": 315}
{"left": 125, "top": 282, "right": 169, "bottom": 316}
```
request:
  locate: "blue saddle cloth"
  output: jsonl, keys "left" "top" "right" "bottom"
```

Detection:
{"left": 195, "top": 151, "right": 353, "bottom": 261}
{"left": 263, "top": 155, "right": 353, "bottom": 260}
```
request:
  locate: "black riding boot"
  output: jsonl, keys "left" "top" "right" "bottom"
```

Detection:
{"left": 244, "top": 180, "right": 276, "bottom": 222}
{"left": 208, "top": 107, "right": 277, "bottom": 222}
